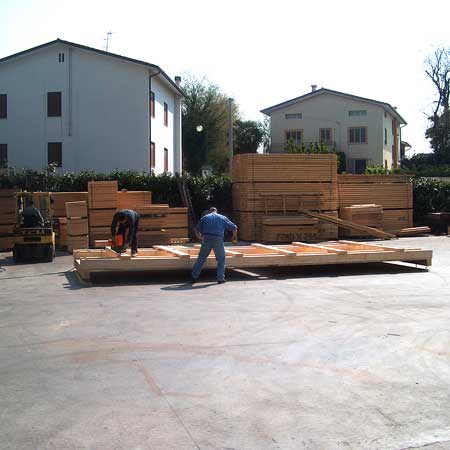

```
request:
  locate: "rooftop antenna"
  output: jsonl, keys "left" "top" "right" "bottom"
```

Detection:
{"left": 104, "top": 31, "right": 115, "bottom": 52}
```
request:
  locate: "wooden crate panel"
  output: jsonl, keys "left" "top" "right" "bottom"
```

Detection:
{"left": 51, "top": 192, "right": 88, "bottom": 217}
{"left": 164, "top": 227, "right": 189, "bottom": 238}
{"left": 88, "top": 181, "right": 118, "bottom": 209}
{"left": 0, "top": 224, "right": 15, "bottom": 234}
{"left": 338, "top": 183, "right": 413, "bottom": 209}
{"left": 89, "top": 226, "right": 111, "bottom": 243}
{"left": 138, "top": 231, "right": 171, "bottom": 247}
{"left": 117, "top": 191, "right": 152, "bottom": 209}
{"left": 339, "top": 205, "right": 383, "bottom": 237}
{"left": 0, "top": 236, "right": 15, "bottom": 250}
{"left": 66, "top": 201, "right": 88, "bottom": 219}
{"left": 232, "top": 153, "right": 337, "bottom": 183}
{"left": 89, "top": 209, "right": 116, "bottom": 227}
{"left": 0, "top": 189, "right": 17, "bottom": 197}
{"left": 136, "top": 205, "right": 169, "bottom": 216}
{"left": 233, "top": 182, "right": 338, "bottom": 211}
{"left": 139, "top": 217, "right": 166, "bottom": 230}
{"left": 262, "top": 224, "right": 320, "bottom": 242}
{"left": 165, "top": 208, "right": 188, "bottom": 228}
{"left": 234, "top": 211, "right": 338, "bottom": 242}
{"left": 67, "top": 218, "right": 89, "bottom": 236}
{"left": 382, "top": 209, "right": 413, "bottom": 231}
{"left": 0, "top": 212, "right": 16, "bottom": 224}
{"left": 338, "top": 174, "right": 410, "bottom": 184}
{"left": 67, "top": 235, "right": 89, "bottom": 253}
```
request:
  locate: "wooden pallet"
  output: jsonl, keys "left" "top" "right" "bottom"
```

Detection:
{"left": 73, "top": 240, "right": 432, "bottom": 281}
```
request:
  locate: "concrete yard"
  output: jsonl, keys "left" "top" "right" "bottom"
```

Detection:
{"left": 1, "top": 236, "right": 450, "bottom": 450}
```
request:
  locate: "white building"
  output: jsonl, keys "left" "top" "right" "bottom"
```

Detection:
{"left": 261, "top": 87, "right": 407, "bottom": 173}
{"left": 0, "top": 39, "right": 183, "bottom": 174}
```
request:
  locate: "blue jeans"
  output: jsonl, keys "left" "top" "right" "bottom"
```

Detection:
{"left": 191, "top": 235, "right": 226, "bottom": 281}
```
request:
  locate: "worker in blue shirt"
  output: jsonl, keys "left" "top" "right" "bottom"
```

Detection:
{"left": 191, "top": 207, "right": 238, "bottom": 284}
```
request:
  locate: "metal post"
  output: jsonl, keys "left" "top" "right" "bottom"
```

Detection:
{"left": 228, "top": 98, "right": 234, "bottom": 175}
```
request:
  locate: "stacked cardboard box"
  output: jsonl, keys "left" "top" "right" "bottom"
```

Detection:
{"left": 232, "top": 154, "right": 339, "bottom": 242}
{"left": 88, "top": 181, "right": 118, "bottom": 245}
{"left": 66, "top": 201, "right": 89, "bottom": 253}
{"left": 0, "top": 189, "right": 17, "bottom": 250}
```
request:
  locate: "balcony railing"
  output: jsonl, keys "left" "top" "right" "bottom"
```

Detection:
{"left": 270, "top": 141, "right": 338, "bottom": 152}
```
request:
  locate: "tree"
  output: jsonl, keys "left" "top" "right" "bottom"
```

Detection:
{"left": 181, "top": 75, "right": 238, "bottom": 175}
{"left": 425, "top": 47, "right": 450, "bottom": 162}
{"left": 233, "top": 120, "right": 264, "bottom": 154}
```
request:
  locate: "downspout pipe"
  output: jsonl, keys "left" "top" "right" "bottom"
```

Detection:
{"left": 149, "top": 68, "right": 161, "bottom": 170}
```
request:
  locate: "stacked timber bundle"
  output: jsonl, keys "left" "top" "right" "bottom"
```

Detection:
{"left": 339, "top": 204, "right": 383, "bottom": 237}
{"left": 117, "top": 190, "right": 152, "bottom": 210}
{"left": 66, "top": 201, "right": 89, "bottom": 253}
{"left": 232, "top": 153, "right": 339, "bottom": 242}
{"left": 54, "top": 217, "right": 67, "bottom": 249}
{"left": 135, "top": 205, "right": 171, "bottom": 246}
{"left": 164, "top": 207, "right": 189, "bottom": 242}
{"left": 51, "top": 192, "right": 88, "bottom": 217}
{"left": 338, "top": 175, "right": 413, "bottom": 233}
{"left": 88, "top": 181, "right": 118, "bottom": 245}
{"left": 0, "top": 189, "right": 17, "bottom": 250}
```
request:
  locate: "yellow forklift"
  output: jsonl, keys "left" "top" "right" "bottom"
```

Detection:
{"left": 13, "top": 192, "right": 56, "bottom": 263}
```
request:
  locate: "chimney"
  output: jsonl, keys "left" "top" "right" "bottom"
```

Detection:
{"left": 175, "top": 76, "right": 181, "bottom": 87}
{"left": 311, "top": 84, "right": 317, "bottom": 92}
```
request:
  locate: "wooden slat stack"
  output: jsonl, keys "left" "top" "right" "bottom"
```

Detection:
{"left": 117, "top": 190, "right": 152, "bottom": 210}
{"left": 66, "top": 201, "right": 89, "bottom": 253}
{"left": 0, "top": 189, "right": 17, "bottom": 250}
{"left": 339, "top": 204, "right": 383, "bottom": 237}
{"left": 136, "top": 205, "right": 171, "bottom": 246}
{"left": 232, "top": 154, "right": 338, "bottom": 242}
{"left": 88, "top": 181, "right": 118, "bottom": 245}
{"left": 338, "top": 175, "right": 413, "bottom": 233}
{"left": 54, "top": 217, "right": 67, "bottom": 249}
{"left": 52, "top": 192, "right": 88, "bottom": 217}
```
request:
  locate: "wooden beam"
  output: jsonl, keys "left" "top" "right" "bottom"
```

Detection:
{"left": 152, "top": 245, "right": 190, "bottom": 259}
{"left": 297, "top": 207, "right": 396, "bottom": 240}
{"left": 225, "top": 249, "right": 244, "bottom": 257}
{"left": 291, "top": 242, "right": 347, "bottom": 254}
{"left": 251, "top": 243, "right": 297, "bottom": 256}
{"left": 337, "top": 240, "right": 404, "bottom": 252}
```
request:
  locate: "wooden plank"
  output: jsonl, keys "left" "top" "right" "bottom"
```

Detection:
{"left": 152, "top": 245, "right": 190, "bottom": 259}
{"left": 337, "top": 240, "right": 404, "bottom": 252}
{"left": 297, "top": 207, "right": 396, "bottom": 240}
{"left": 291, "top": 242, "right": 348, "bottom": 254}
{"left": 394, "top": 226, "right": 431, "bottom": 237}
{"left": 224, "top": 249, "right": 244, "bottom": 257}
{"left": 251, "top": 243, "right": 297, "bottom": 256}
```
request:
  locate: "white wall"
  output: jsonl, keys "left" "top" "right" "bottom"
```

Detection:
{"left": 0, "top": 42, "right": 182, "bottom": 174}
{"left": 269, "top": 92, "right": 401, "bottom": 169}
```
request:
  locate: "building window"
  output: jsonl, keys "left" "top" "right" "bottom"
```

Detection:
{"left": 0, "top": 144, "right": 7, "bottom": 168}
{"left": 385, "top": 159, "right": 388, "bottom": 169}
{"left": 319, "top": 128, "right": 332, "bottom": 145}
{"left": 164, "top": 102, "right": 168, "bottom": 126}
{"left": 164, "top": 148, "right": 168, "bottom": 172}
{"left": 47, "top": 92, "right": 62, "bottom": 117}
{"left": 0, "top": 94, "right": 7, "bottom": 119}
{"left": 348, "top": 127, "right": 367, "bottom": 144}
{"left": 285, "top": 130, "right": 302, "bottom": 145}
{"left": 150, "top": 91, "right": 155, "bottom": 118}
{"left": 150, "top": 142, "right": 155, "bottom": 169}
{"left": 58, "top": 53, "right": 65, "bottom": 63}
{"left": 384, "top": 128, "right": 387, "bottom": 145}
{"left": 285, "top": 113, "right": 302, "bottom": 119}
{"left": 349, "top": 110, "right": 367, "bottom": 117}
{"left": 48, "top": 142, "right": 62, "bottom": 167}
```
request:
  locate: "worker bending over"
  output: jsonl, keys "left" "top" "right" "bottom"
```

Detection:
{"left": 191, "top": 207, "right": 237, "bottom": 284}
{"left": 111, "top": 209, "right": 140, "bottom": 256}
{"left": 20, "top": 199, "right": 44, "bottom": 228}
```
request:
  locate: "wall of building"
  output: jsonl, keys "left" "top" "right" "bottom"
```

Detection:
{"left": 0, "top": 43, "right": 182, "bottom": 174}
{"left": 269, "top": 92, "right": 396, "bottom": 170}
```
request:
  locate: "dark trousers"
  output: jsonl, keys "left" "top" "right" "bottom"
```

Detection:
{"left": 118, "top": 217, "right": 139, "bottom": 253}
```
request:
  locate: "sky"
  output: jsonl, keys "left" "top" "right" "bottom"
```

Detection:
{"left": 1, "top": 0, "right": 450, "bottom": 156}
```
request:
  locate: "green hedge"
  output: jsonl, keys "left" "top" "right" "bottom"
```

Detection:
{"left": 412, "top": 177, "right": 450, "bottom": 221}
{"left": 0, "top": 169, "right": 232, "bottom": 220}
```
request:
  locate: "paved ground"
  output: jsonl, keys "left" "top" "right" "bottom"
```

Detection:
{"left": 1, "top": 236, "right": 450, "bottom": 450}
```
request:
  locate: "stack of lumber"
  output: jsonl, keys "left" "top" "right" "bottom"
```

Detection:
{"left": 117, "top": 190, "right": 152, "bottom": 209}
{"left": 66, "top": 201, "right": 89, "bottom": 253}
{"left": 88, "top": 181, "right": 118, "bottom": 245}
{"left": 232, "top": 154, "right": 338, "bottom": 242}
{"left": 0, "top": 189, "right": 17, "bottom": 250}
{"left": 339, "top": 204, "right": 383, "bottom": 237}
{"left": 136, "top": 205, "right": 171, "bottom": 246}
{"left": 54, "top": 217, "right": 67, "bottom": 249}
{"left": 52, "top": 192, "right": 88, "bottom": 217}
{"left": 338, "top": 175, "right": 413, "bottom": 232}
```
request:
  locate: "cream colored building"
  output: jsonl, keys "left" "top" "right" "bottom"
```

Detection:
{"left": 261, "top": 87, "right": 406, "bottom": 173}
